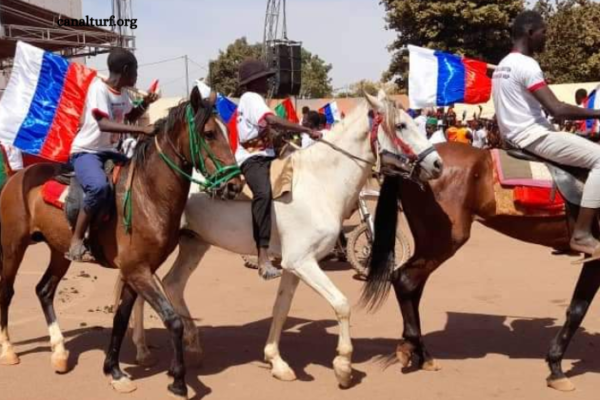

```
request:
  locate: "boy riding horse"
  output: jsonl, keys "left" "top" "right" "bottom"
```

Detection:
{"left": 236, "top": 59, "right": 321, "bottom": 280}
{"left": 67, "top": 48, "right": 158, "bottom": 262}
{"left": 493, "top": 10, "right": 600, "bottom": 260}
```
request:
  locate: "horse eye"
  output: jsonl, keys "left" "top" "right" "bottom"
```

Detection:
{"left": 204, "top": 130, "right": 216, "bottom": 140}
{"left": 396, "top": 123, "right": 407, "bottom": 130}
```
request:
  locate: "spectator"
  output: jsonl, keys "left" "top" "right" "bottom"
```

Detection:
{"left": 426, "top": 117, "right": 446, "bottom": 144}
{"left": 414, "top": 109, "right": 427, "bottom": 137}
{"left": 472, "top": 120, "right": 489, "bottom": 149}
{"left": 301, "top": 106, "right": 310, "bottom": 127}
{"left": 302, "top": 111, "right": 326, "bottom": 148}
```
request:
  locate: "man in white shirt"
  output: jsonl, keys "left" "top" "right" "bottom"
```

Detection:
{"left": 471, "top": 121, "right": 489, "bottom": 149}
{"left": 493, "top": 10, "right": 600, "bottom": 258}
{"left": 425, "top": 118, "right": 446, "bottom": 144}
{"left": 236, "top": 59, "right": 321, "bottom": 280}
{"left": 67, "top": 49, "right": 157, "bottom": 262}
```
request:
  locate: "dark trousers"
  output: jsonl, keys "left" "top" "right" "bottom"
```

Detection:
{"left": 70, "top": 151, "right": 126, "bottom": 215}
{"left": 241, "top": 156, "right": 274, "bottom": 249}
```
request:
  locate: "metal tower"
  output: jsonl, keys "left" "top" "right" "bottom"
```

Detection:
{"left": 263, "top": 0, "right": 287, "bottom": 64}
{"left": 112, "top": 0, "right": 134, "bottom": 48}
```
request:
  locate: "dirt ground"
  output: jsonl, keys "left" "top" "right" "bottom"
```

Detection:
{"left": 2, "top": 215, "right": 600, "bottom": 400}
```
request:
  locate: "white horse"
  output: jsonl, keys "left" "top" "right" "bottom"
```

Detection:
{"left": 125, "top": 91, "right": 443, "bottom": 388}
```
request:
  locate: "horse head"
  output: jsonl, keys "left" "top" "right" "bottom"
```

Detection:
{"left": 183, "top": 86, "right": 242, "bottom": 199}
{"left": 365, "top": 90, "right": 443, "bottom": 182}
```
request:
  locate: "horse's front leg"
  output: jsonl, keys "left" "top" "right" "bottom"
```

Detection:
{"left": 293, "top": 258, "right": 353, "bottom": 388}
{"left": 546, "top": 262, "right": 600, "bottom": 392}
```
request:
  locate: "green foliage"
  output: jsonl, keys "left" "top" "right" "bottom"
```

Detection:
{"left": 208, "top": 37, "right": 332, "bottom": 98}
{"left": 536, "top": 0, "right": 600, "bottom": 84}
{"left": 382, "top": 0, "right": 524, "bottom": 89}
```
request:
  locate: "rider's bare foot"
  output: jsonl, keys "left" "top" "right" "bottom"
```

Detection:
{"left": 570, "top": 234, "right": 600, "bottom": 255}
{"left": 257, "top": 248, "right": 281, "bottom": 280}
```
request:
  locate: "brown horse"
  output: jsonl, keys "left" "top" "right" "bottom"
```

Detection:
{"left": 0, "top": 87, "right": 242, "bottom": 399}
{"left": 364, "top": 142, "right": 596, "bottom": 392}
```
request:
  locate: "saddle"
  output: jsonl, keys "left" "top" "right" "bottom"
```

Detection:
{"left": 41, "top": 160, "right": 122, "bottom": 228}
{"left": 506, "top": 149, "right": 586, "bottom": 206}
{"left": 236, "top": 155, "right": 294, "bottom": 201}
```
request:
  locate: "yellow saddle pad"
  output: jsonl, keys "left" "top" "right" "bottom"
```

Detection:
{"left": 237, "top": 156, "right": 293, "bottom": 201}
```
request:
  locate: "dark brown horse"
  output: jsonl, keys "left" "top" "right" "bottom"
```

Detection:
{"left": 0, "top": 87, "right": 242, "bottom": 399}
{"left": 364, "top": 142, "right": 594, "bottom": 392}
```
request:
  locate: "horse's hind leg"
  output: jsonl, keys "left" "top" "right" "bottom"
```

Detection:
{"left": 264, "top": 269, "right": 300, "bottom": 381}
{"left": 0, "top": 235, "right": 28, "bottom": 366}
{"left": 546, "top": 262, "right": 600, "bottom": 392}
{"left": 35, "top": 248, "right": 71, "bottom": 373}
{"left": 162, "top": 233, "right": 209, "bottom": 367}
{"left": 104, "top": 281, "right": 138, "bottom": 393}
{"left": 130, "top": 296, "right": 156, "bottom": 367}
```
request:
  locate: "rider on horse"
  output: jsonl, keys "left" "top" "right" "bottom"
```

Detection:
{"left": 236, "top": 59, "right": 321, "bottom": 280}
{"left": 66, "top": 48, "right": 158, "bottom": 262}
{"left": 493, "top": 10, "right": 600, "bottom": 259}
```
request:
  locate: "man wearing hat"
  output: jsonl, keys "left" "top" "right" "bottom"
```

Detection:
{"left": 236, "top": 58, "right": 321, "bottom": 280}
{"left": 425, "top": 117, "right": 446, "bottom": 144}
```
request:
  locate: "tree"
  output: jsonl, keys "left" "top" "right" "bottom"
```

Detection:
{"left": 208, "top": 37, "right": 333, "bottom": 98}
{"left": 382, "top": 0, "right": 524, "bottom": 89}
{"left": 208, "top": 37, "right": 262, "bottom": 96}
{"left": 299, "top": 48, "right": 333, "bottom": 98}
{"left": 536, "top": 0, "right": 600, "bottom": 84}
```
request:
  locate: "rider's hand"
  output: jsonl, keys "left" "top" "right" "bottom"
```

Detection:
{"left": 308, "top": 130, "right": 322, "bottom": 140}
{"left": 143, "top": 92, "right": 159, "bottom": 107}
{"left": 142, "top": 125, "right": 155, "bottom": 136}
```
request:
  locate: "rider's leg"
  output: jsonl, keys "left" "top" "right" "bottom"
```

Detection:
{"left": 68, "top": 152, "right": 111, "bottom": 261}
{"left": 241, "top": 156, "right": 281, "bottom": 280}
{"left": 525, "top": 132, "right": 600, "bottom": 254}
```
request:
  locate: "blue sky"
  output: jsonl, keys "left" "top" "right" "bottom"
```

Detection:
{"left": 83, "top": 0, "right": 395, "bottom": 97}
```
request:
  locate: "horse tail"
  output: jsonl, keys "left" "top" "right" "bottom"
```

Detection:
{"left": 360, "top": 175, "right": 400, "bottom": 311}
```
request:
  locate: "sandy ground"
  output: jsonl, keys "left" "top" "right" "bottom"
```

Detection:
{"left": 2, "top": 214, "right": 600, "bottom": 400}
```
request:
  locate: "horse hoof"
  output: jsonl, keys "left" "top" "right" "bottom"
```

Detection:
{"left": 271, "top": 363, "right": 297, "bottom": 381}
{"left": 421, "top": 359, "right": 442, "bottom": 372}
{"left": 333, "top": 356, "right": 353, "bottom": 388}
{"left": 110, "top": 377, "right": 137, "bottom": 393}
{"left": 136, "top": 351, "right": 158, "bottom": 368}
{"left": 395, "top": 341, "right": 414, "bottom": 368}
{"left": 547, "top": 377, "right": 576, "bottom": 392}
{"left": 51, "top": 351, "right": 69, "bottom": 373}
{"left": 0, "top": 349, "right": 20, "bottom": 366}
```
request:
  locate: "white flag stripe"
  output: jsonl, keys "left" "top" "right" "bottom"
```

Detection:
{"left": 408, "top": 45, "right": 439, "bottom": 109}
{"left": 0, "top": 42, "right": 45, "bottom": 144}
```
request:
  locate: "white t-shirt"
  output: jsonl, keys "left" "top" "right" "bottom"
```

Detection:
{"left": 1, "top": 142, "right": 23, "bottom": 171}
{"left": 235, "top": 92, "right": 275, "bottom": 165}
{"left": 429, "top": 129, "right": 447, "bottom": 145}
{"left": 71, "top": 79, "right": 133, "bottom": 154}
{"left": 472, "top": 128, "right": 488, "bottom": 149}
{"left": 492, "top": 52, "right": 554, "bottom": 147}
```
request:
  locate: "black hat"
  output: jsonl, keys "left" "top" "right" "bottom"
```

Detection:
{"left": 238, "top": 59, "right": 276, "bottom": 86}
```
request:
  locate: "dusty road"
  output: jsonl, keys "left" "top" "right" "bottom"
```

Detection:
{"left": 1, "top": 218, "right": 600, "bottom": 400}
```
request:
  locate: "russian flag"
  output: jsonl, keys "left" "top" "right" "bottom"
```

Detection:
{"left": 216, "top": 94, "right": 239, "bottom": 153}
{"left": 408, "top": 45, "right": 491, "bottom": 109}
{"left": 584, "top": 90, "right": 599, "bottom": 135}
{"left": 0, "top": 42, "right": 97, "bottom": 163}
{"left": 319, "top": 101, "right": 342, "bottom": 125}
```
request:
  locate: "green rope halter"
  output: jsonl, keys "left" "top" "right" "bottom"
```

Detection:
{"left": 122, "top": 104, "right": 241, "bottom": 233}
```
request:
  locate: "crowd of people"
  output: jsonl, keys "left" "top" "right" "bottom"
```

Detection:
{"left": 409, "top": 106, "right": 496, "bottom": 149}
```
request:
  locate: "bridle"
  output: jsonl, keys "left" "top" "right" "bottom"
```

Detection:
{"left": 155, "top": 104, "right": 241, "bottom": 192}
{"left": 369, "top": 111, "right": 436, "bottom": 185}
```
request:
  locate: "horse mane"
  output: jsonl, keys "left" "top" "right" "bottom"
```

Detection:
{"left": 360, "top": 174, "right": 401, "bottom": 311}
{"left": 131, "top": 100, "right": 192, "bottom": 167}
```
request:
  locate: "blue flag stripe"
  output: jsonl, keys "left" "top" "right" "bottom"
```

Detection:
{"left": 435, "top": 51, "right": 465, "bottom": 106}
{"left": 14, "top": 51, "right": 69, "bottom": 155}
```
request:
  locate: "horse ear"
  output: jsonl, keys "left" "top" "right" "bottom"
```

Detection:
{"left": 190, "top": 85, "right": 202, "bottom": 113}
{"left": 377, "top": 89, "right": 387, "bottom": 102}
{"left": 365, "top": 92, "right": 384, "bottom": 112}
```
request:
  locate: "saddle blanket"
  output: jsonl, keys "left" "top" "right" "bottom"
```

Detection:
{"left": 491, "top": 151, "right": 565, "bottom": 217}
{"left": 491, "top": 149, "right": 553, "bottom": 188}
{"left": 237, "top": 155, "right": 293, "bottom": 201}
